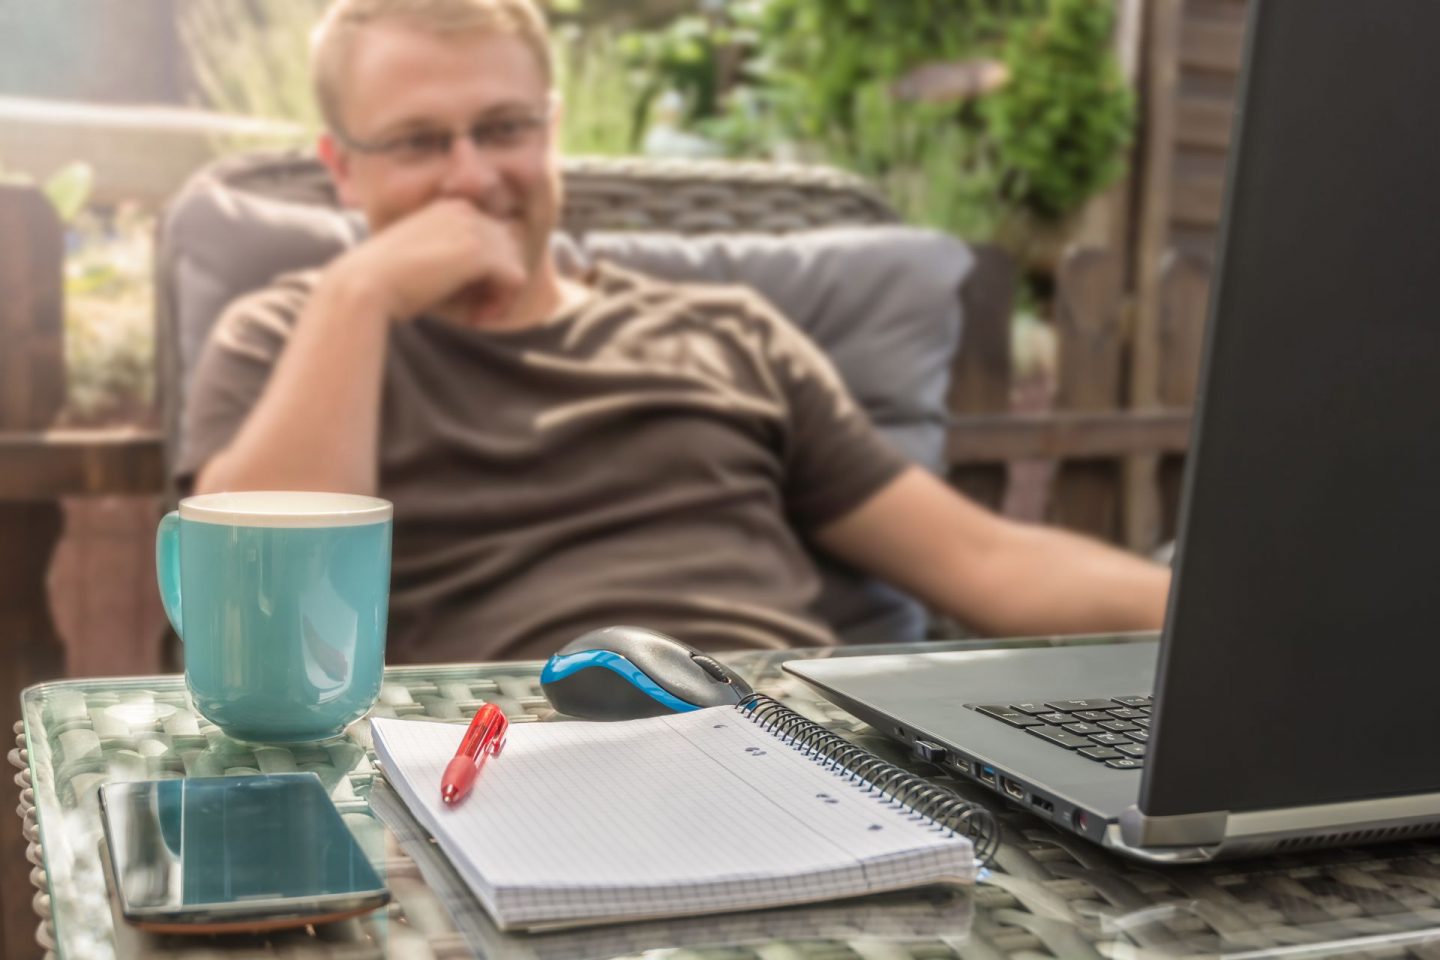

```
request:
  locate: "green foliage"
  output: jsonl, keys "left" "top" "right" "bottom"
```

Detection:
{"left": 182, "top": 0, "right": 328, "bottom": 139}
{"left": 62, "top": 207, "right": 156, "bottom": 425}
{"left": 982, "top": 0, "right": 1135, "bottom": 221}
{"left": 553, "top": 25, "right": 647, "bottom": 155}
{"left": 753, "top": 0, "right": 1041, "bottom": 154}
{"left": 731, "top": 0, "right": 1133, "bottom": 246}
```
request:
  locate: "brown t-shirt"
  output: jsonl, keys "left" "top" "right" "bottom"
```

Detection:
{"left": 178, "top": 264, "right": 908, "bottom": 662}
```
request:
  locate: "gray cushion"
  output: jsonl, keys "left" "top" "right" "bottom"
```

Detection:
{"left": 159, "top": 162, "right": 973, "bottom": 644}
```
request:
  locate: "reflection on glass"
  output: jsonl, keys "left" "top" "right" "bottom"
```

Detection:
{"left": 103, "top": 773, "right": 387, "bottom": 923}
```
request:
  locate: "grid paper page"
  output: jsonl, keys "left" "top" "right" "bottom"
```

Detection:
{"left": 370, "top": 709, "right": 974, "bottom": 929}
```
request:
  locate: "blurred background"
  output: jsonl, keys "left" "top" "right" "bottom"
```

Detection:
{"left": 0, "top": 0, "right": 1238, "bottom": 679}
{"left": 2, "top": 3, "right": 1242, "bottom": 954}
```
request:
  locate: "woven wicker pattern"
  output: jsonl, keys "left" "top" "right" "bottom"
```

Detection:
{"left": 205, "top": 151, "right": 899, "bottom": 237}
{"left": 560, "top": 156, "right": 899, "bottom": 236}
{"left": 16, "top": 642, "right": 1440, "bottom": 959}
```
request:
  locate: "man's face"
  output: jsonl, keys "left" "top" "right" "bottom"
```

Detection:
{"left": 323, "top": 22, "right": 561, "bottom": 275}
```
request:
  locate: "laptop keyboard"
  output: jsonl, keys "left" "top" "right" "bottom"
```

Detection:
{"left": 967, "top": 697, "right": 1152, "bottom": 770}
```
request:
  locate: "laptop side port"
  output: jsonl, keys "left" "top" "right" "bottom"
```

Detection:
{"left": 1001, "top": 777, "right": 1025, "bottom": 801}
{"left": 978, "top": 765, "right": 998, "bottom": 787}
{"left": 1030, "top": 794, "right": 1054, "bottom": 814}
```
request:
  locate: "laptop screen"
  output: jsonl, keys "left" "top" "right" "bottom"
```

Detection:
{"left": 1146, "top": 0, "right": 1440, "bottom": 816}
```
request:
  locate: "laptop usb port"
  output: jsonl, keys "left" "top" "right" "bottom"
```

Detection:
{"left": 978, "top": 765, "right": 998, "bottom": 787}
{"left": 1001, "top": 777, "right": 1025, "bottom": 801}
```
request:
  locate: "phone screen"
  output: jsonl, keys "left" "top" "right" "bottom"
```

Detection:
{"left": 100, "top": 772, "right": 389, "bottom": 931}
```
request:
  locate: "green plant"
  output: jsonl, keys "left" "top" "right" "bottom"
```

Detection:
{"left": 982, "top": 0, "right": 1135, "bottom": 223}
{"left": 182, "top": 0, "right": 328, "bottom": 138}
{"left": 62, "top": 206, "right": 156, "bottom": 426}
{"left": 733, "top": 0, "right": 1132, "bottom": 247}
{"left": 554, "top": 25, "right": 646, "bottom": 155}
{"left": 753, "top": 0, "right": 1038, "bottom": 157}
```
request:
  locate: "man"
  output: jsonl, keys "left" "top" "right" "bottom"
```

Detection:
{"left": 180, "top": 0, "right": 1169, "bottom": 663}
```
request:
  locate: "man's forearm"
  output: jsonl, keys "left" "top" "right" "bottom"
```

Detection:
{"left": 964, "top": 523, "right": 1171, "bottom": 637}
{"left": 195, "top": 270, "right": 390, "bottom": 496}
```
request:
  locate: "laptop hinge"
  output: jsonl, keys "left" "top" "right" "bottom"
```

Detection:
{"left": 1119, "top": 806, "right": 1228, "bottom": 847}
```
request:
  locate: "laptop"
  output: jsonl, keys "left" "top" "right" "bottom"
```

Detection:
{"left": 785, "top": 0, "right": 1440, "bottom": 863}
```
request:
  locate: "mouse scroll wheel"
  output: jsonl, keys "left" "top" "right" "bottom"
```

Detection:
{"left": 691, "top": 654, "right": 731, "bottom": 683}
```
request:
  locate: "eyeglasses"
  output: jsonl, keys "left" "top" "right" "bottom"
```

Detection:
{"left": 335, "top": 104, "right": 553, "bottom": 165}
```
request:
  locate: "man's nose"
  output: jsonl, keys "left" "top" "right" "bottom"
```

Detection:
{"left": 439, "top": 133, "right": 501, "bottom": 197}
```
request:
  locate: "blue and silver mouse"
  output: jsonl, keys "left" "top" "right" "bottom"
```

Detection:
{"left": 541, "top": 625, "right": 753, "bottom": 721}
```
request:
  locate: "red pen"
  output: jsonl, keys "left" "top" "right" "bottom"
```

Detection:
{"left": 440, "top": 703, "right": 508, "bottom": 805}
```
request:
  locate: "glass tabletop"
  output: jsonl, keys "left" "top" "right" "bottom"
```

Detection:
{"left": 16, "top": 633, "right": 1440, "bottom": 959}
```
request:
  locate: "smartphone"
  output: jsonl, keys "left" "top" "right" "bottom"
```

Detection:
{"left": 99, "top": 772, "right": 390, "bottom": 934}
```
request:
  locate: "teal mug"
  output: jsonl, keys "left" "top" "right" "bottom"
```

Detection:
{"left": 156, "top": 491, "right": 393, "bottom": 742}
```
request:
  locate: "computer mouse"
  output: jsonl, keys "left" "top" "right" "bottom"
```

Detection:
{"left": 540, "top": 625, "right": 754, "bottom": 721}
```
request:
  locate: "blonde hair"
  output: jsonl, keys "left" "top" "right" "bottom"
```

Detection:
{"left": 311, "top": 0, "right": 553, "bottom": 133}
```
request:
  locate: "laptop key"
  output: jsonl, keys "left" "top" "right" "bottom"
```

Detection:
{"left": 1045, "top": 699, "right": 1116, "bottom": 712}
{"left": 1106, "top": 757, "right": 1144, "bottom": 770}
{"left": 1037, "top": 712, "right": 1072, "bottom": 724}
{"left": 1062, "top": 722, "right": 1104, "bottom": 735}
{"left": 1106, "top": 707, "right": 1145, "bottom": 720}
{"left": 1010, "top": 702, "right": 1051, "bottom": 715}
{"left": 1072, "top": 710, "right": 1112, "bottom": 722}
{"left": 1078, "top": 746, "right": 1124, "bottom": 761}
{"left": 1127, "top": 730, "right": 1150, "bottom": 744}
{"left": 1113, "top": 696, "right": 1152, "bottom": 707}
{"left": 1116, "top": 743, "right": 1146, "bottom": 758}
{"left": 1027, "top": 725, "right": 1095, "bottom": 749}
{"left": 1089, "top": 732, "right": 1131, "bottom": 746}
{"left": 974, "top": 705, "right": 1043, "bottom": 727}
{"left": 1133, "top": 717, "right": 1152, "bottom": 729}
{"left": 1099, "top": 719, "right": 1140, "bottom": 733}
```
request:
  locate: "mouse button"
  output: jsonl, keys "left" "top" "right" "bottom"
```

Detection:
{"left": 690, "top": 654, "right": 732, "bottom": 683}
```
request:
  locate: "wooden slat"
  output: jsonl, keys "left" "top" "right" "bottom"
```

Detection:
{"left": 1157, "top": 251, "right": 1214, "bottom": 541}
{"left": 946, "top": 245, "right": 1014, "bottom": 511}
{"left": 947, "top": 409, "right": 1192, "bottom": 464}
{"left": 1157, "top": 252, "right": 1213, "bottom": 408}
{"left": 0, "top": 186, "right": 65, "bottom": 432}
{"left": 0, "top": 430, "right": 165, "bottom": 499}
{"left": 1176, "top": 98, "right": 1234, "bottom": 151}
{"left": 1179, "top": 17, "right": 1245, "bottom": 73}
{"left": 1171, "top": 172, "right": 1226, "bottom": 226}
{"left": 1051, "top": 248, "right": 1127, "bottom": 541}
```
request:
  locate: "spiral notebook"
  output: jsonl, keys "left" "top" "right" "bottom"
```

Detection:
{"left": 369, "top": 697, "right": 995, "bottom": 931}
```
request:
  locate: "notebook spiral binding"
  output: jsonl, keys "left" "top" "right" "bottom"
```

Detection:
{"left": 738, "top": 693, "right": 999, "bottom": 864}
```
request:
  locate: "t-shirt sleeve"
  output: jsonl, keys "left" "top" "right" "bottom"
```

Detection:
{"left": 742, "top": 294, "right": 912, "bottom": 530}
{"left": 173, "top": 273, "right": 312, "bottom": 493}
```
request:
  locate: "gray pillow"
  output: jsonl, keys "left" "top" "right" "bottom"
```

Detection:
{"left": 159, "top": 168, "right": 973, "bottom": 644}
{"left": 574, "top": 228, "right": 971, "bottom": 470}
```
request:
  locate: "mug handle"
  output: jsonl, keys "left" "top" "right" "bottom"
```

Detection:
{"left": 156, "top": 511, "right": 183, "bottom": 641}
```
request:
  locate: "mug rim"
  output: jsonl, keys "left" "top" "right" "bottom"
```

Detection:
{"left": 179, "top": 490, "right": 393, "bottom": 528}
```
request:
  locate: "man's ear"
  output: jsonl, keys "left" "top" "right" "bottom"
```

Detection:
{"left": 317, "top": 132, "right": 361, "bottom": 209}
